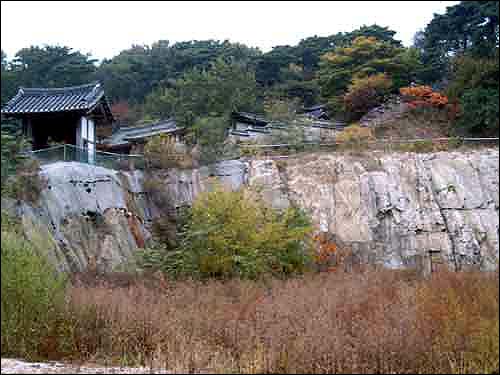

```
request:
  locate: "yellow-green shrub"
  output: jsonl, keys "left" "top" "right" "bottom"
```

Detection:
{"left": 140, "top": 187, "right": 314, "bottom": 279}
{"left": 336, "top": 124, "right": 375, "bottom": 152}
{"left": 336, "top": 124, "right": 375, "bottom": 143}
{"left": 1, "top": 212, "right": 67, "bottom": 359}
{"left": 144, "top": 134, "right": 194, "bottom": 169}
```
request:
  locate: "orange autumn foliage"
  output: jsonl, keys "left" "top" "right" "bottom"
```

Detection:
{"left": 313, "top": 234, "right": 351, "bottom": 272}
{"left": 400, "top": 85, "right": 449, "bottom": 109}
{"left": 313, "top": 234, "right": 338, "bottom": 263}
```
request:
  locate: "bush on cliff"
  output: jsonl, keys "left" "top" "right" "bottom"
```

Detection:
{"left": 139, "top": 187, "right": 314, "bottom": 280}
{"left": 144, "top": 133, "right": 196, "bottom": 169}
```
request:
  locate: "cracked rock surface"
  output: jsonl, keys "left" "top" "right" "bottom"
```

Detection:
{"left": 7, "top": 150, "right": 498, "bottom": 273}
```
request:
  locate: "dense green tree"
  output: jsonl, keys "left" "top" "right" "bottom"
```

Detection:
{"left": 144, "top": 57, "right": 258, "bottom": 126}
{"left": 1, "top": 51, "right": 18, "bottom": 106}
{"left": 3, "top": 15, "right": 496, "bottom": 138}
{"left": 256, "top": 25, "right": 402, "bottom": 88}
{"left": 271, "top": 79, "right": 320, "bottom": 107}
{"left": 2, "top": 26, "right": 403, "bottom": 117}
{"left": 11, "top": 46, "right": 97, "bottom": 88}
{"left": 419, "top": 1, "right": 499, "bottom": 84}
{"left": 96, "top": 45, "right": 158, "bottom": 105}
{"left": 318, "top": 36, "right": 421, "bottom": 115}
{"left": 417, "top": 1, "right": 499, "bottom": 135}
{"left": 349, "top": 24, "right": 403, "bottom": 47}
{"left": 457, "top": 87, "right": 499, "bottom": 135}
{"left": 447, "top": 54, "right": 499, "bottom": 135}
{"left": 96, "top": 39, "right": 261, "bottom": 105}
{"left": 143, "top": 58, "right": 259, "bottom": 160}
{"left": 1, "top": 212, "right": 67, "bottom": 358}
{"left": 256, "top": 45, "right": 297, "bottom": 86}
{"left": 1, "top": 50, "right": 7, "bottom": 70}
{"left": 295, "top": 35, "right": 343, "bottom": 75}
{"left": 2, "top": 46, "right": 97, "bottom": 105}
{"left": 169, "top": 39, "right": 260, "bottom": 73}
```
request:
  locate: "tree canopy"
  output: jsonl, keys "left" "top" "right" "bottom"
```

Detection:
{"left": 95, "top": 39, "right": 261, "bottom": 104}
{"left": 317, "top": 35, "right": 421, "bottom": 117}
{"left": 416, "top": 1, "right": 499, "bottom": 135}
{"left": 417, "top": 1, "right": 499, "bottom": 84}
{"left": 143, "top": 57, "right": 259, "bottom": 126}
{"left": 11, "top": 46, "right": 97, "bottom": 88}
{"left": 1, "top": 12, "right": 498, "bottom": 138}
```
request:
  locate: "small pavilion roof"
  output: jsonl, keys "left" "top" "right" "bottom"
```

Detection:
{"left": 1, "top": 82, "right": 112, "bottom": 118}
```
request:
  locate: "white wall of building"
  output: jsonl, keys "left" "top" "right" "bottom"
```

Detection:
{"left": 77, "top": 116, "right": 96, "bottom": 163}
{"left": 87, "top": 118, "right": 95, "bottom": 163}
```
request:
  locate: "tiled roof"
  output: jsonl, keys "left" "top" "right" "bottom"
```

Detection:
{"left": 303, "top": 104, "right": 327, "bottom": 112}
{"left": 1, "top": 82, "right": 107, "bottom": 114}
{"left": 103, "top": 118, "right": 184, "bottom": 146}
{"left": 232, "top": 111, "right": 269, "bottom": 127}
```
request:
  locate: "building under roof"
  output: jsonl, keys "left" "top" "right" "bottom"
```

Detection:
{"left": 2, "top": 82, "right": 112, "bottom": 116}
{"left": 1, "top": 82, "right": 114, "bottom": 156}
{"left": 230, "top": 110, "right": 343, "bottom": 141}
{"left": 301, "top": 104, "right": 330, "bottom": 120}
{"left": 100, "top": 118, "right": 185, "bottom": 154}
{"left": 231, "top": 111, "right": 269, "bottom": 127}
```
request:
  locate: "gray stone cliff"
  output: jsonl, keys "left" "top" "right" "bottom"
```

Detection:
{"left": 8, "top": 149, "right": 499, "bottom": 273}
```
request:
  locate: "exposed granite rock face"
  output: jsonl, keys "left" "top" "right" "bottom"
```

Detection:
{"left": 248, "top": 159, "right": 290, "bottom": 210}
{"left": 11, "top": 150, "right": 499, "bottom": 273}
{"left": 259, "top": 150, "right": 499, "bottom": 272}
{"left": 8, "top": 163, "right": 150, "bottom": 273}
{"left": 9, "top": 161, "right": 248, "bottom": 273}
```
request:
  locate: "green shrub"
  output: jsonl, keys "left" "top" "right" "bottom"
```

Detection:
{"left": 447, "top": 137, "right": 464, "bottom": 150}
{"left": 457, "top": 88, "right": 499, "bottom": 136}
{"left": 144, "top": 133, "right": 195, "bottom": 169}
{"left": 6, "top": 158, "right": 46, "bottom": 204}
{"left": 1, "top": 123, "right": 45, "bottom": 203}
{"left": 139, "top": 187, "right": 314, "bottom": 280}
{"left": 396, "top": 139, "right": 435, "bottom": 153}
{"left": 411, "top": 139, "right": 435, "bottom": 153}
{"left": 191, "top": 115, "right": 240, "bottom": 164}
{"left": 264, "top": 96, "right": 300, "bottom": 122}
{"left": 1, "top": 129, "right": 30, "bottom": 193}
{"left": 336, "top": 124, "right": 375, "bottom": 153}
{"left": 447, "top": 54, "right": 499, "bottom": 137}
{"left": 1, "top": 212, "right": 67, "bottom": 359}
{"left": 239, "top": 143, "right": 264, "bottom": 158}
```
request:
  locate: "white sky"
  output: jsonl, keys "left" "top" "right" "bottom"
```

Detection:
{"left": 1, "top": 1, "right": 458, "bottom": 61}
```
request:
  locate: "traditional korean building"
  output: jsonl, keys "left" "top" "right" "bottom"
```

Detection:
{"left": 1, "top": 82, "right": 114, "bottom": 158}
{"left": 229, "top": 110, "right": 340, "bottom": 143}
{"left": 301, "top": 104, "right": 330, "bottom": 120}
{"left": 100, "top": 118, "right": 185, "bottom": 154}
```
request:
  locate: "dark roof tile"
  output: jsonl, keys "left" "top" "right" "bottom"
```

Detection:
{"left": 103, "top": 119, "right": 184, "bottom": 147}
{"left": 1, "top": 82, "right": 107, "bottom": 115}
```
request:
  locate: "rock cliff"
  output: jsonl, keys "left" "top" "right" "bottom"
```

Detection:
{"left": 8, "top": 149, "right": 499, "bottom": 273}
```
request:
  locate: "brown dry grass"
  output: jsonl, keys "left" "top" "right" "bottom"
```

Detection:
{"left": 43, "top": 269, "right": 499, "bottom": 374}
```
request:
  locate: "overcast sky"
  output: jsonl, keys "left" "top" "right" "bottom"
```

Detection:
{"left": 1, "top": 1, "right": 458, "bottom": 61}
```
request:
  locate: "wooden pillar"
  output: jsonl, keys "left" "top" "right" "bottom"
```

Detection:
{"left": 22, "top": 118, "right": 33, "bottom": 151}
